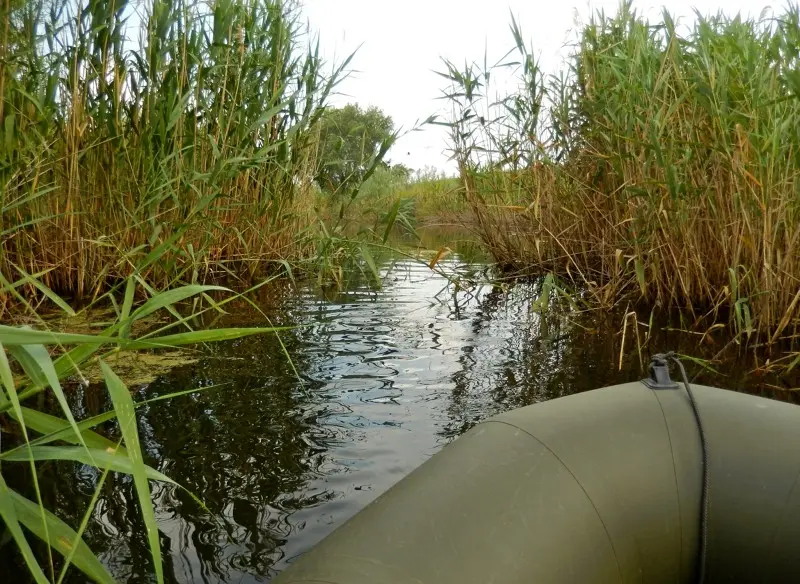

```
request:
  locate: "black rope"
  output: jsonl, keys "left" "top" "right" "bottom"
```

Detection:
{"left": 653, "top": 352, "right": 709, "bottom": 584}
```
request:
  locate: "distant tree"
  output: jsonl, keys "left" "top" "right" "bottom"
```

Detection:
{"left": 390, "top": 163, "right": 413, "bottom": 182}
{"left": 316, "top": 104, "right": 395, "bottom": 193}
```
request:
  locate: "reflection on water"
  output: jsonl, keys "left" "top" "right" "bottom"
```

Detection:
{"left": 1, "top": 229, "right": 794, "bottom": 583}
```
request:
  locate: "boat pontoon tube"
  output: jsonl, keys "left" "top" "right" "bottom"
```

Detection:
{"left": 273, "top": 382, "right": 800, "bottom": 583}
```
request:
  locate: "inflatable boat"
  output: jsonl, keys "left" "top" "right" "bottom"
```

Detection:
{"left": 274, "top": 356, "right": 800, "bottom": 583}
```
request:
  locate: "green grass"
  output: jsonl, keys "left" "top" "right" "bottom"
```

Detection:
{"left": 329, "top": 166, "right": 468, "bottom": 229}
{"left": 0, "top": 1, "right": 365, "bottom": 572}
{"left": 437, "top": 2, "right": 800, "bottom": 345}
{"left": 0, "top": 0, "right": 364, "bottom": 308}
{"left": 393, "top": 175, "right": 467, "bottom": 223}
{"left": 0, "top": 270, "right": 291, "bottom": 581}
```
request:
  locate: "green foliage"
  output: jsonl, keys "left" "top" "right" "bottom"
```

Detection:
{"left": 392, "top": 172, "right": 466, "bottom": 221}
{"left": 0, "top": 0, "right": 353, "bottom": 301}
{"left": 357, "top": 164, "right": 413, "bottom": 200}
{"left": 437, "top": 2, "right": 800, "bottom": 341}
{"left": 0, "top": 1, "right": 420, "bottom": 577}
{"left": 317, "top": 163, "right": 466, "bottom": 244}
{"left": 0, "top": 274, "right": 286, "bottom": 581}
{"left": 316, "top": 104, "right": 396, "bottom": 194}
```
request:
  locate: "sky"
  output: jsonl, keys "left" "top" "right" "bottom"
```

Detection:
{"left": 303, "top": 0, "right": 768, "bottom": 173}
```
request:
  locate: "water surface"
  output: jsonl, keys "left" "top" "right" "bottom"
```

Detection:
{"left": 2, "top": 229, "right": 794, "bottom": 583}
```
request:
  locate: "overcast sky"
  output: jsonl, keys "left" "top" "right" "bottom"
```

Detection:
{"left": 303, "top": 0, "right": 768, "bottom": 173}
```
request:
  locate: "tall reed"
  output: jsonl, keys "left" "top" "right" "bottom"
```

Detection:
{"left": 1, "top": 0, "right": 346, "bottom": 306}
{"left": 439, "top": 3, "right": 800, "bottom": 342}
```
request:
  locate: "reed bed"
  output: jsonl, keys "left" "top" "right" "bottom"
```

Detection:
{"left": 0, "top": 1, "right": 386, "bottom": 578}
{"left": 335, "top": 167, "right": 467, "bottom": 230}
{"left": 1, "top": 0, "right": 344, "bottom": 308}
{"left": 439, "top": 3, "right": 800, "bottom": 342}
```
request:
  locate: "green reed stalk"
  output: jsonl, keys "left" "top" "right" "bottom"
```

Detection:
{"left": 438, "top": 3, "right": 800, "bottom": 345}
{"left": 0, "top": 0, "right": 352, "bottom": 307}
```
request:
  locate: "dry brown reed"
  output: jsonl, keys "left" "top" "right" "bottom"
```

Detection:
{"left": 440, "top": 4, "right": 800, "bottom": 343}
{"left": 1, "top": 0, "right": 342, "bottom": 308}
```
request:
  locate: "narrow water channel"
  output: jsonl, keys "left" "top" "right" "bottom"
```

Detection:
{"left": 2, "top": 229, "right": 793, "bottom": 583}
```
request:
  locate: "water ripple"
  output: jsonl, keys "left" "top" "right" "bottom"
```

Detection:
{"left": 30, "top": 248, "right": 759, "bottom": 584}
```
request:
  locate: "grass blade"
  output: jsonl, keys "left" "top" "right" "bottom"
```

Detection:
{"left": 119, "top": 277, "right": 137, "bottom": 339}
{"left": 381, "top": 198, "right": 401, "bottom": 243}
{"left": 8, "top": 344, "right": 93, "bottom": 453}
{"left": 359, "top": 244, "right": 381, "bottom": 286}
{"left": 10, "top": 490, "right": 116, "bottom": 584}
{"left": 118, "top": 327, "right": 292, "bottom": 349}
{"left": 4, "top": 382, "right": 230, "bottom": 454}
{"left": 0, "top": 477, "right": 50, "bottom": 584}
{"left": 0, "top": 324, "right": 287, "bottom": 350}
{"left": 0, "top": 344, "right": 55, "bottom": 581}
{"left": 100, "top": 361, "right": 163, "bottom": 583}
{"left": 3, "top": 446, "right": 174, "bottom": 483}
{"left": 0, "top": 326, "right": 112, "bottom": 346}
{"left": 1, "top": 408, "right": 120, "bottom": 454}
{"left": 129, "top": 285, "right": 230, "bottom": 323}
{"left": 10, "top": 263, "right": 77, "bottom": 317}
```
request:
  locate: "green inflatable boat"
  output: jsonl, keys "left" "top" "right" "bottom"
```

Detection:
{"left": 274, "top": 356, "right": 800, "bottom": 583}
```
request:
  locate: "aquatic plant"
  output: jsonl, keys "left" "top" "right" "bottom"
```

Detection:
{"left": 0, "top": 268, "right": 290, "bottom": 581}
{"left": 437, "top": 3, "right": 800, "bottom": 348}
{"left": 0, "top": 0, "right": 360, "bottom": 306}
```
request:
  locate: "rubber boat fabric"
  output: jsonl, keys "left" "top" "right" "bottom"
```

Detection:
{"left": 273, "top": 358, "right": 800, "bottom": 584}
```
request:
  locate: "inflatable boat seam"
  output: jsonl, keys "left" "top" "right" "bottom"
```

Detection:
{"left": 485, "top": 419, "right": 624, "bottom": 582}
